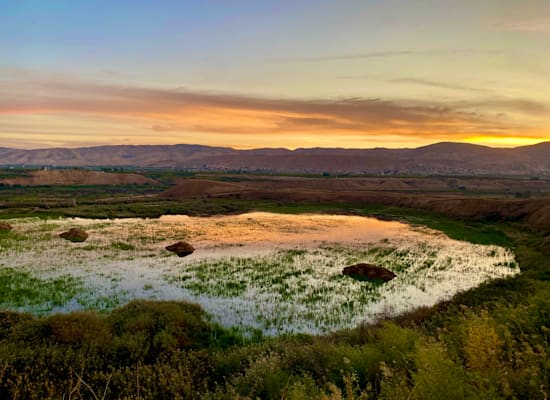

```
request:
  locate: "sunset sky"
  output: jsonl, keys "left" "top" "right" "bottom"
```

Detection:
{"left": 1, "top": 0, "right": 550, "bottom": 149}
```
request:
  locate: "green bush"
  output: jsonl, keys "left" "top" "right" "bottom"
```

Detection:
{"left": 412, "top": 343, "right": 473, "bottom": 400}
{"left": 107, "top": 300, "right": 214, "bottom": 362}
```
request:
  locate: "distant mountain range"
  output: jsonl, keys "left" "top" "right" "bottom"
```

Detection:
{"left": 1, "top": 142, "right": 550, "bottom": 176}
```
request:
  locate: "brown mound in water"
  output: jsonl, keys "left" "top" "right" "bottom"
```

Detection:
{"left": 59, "top": 228, "right": 89, "bottom": 243}
{"left": 0, "top": 169, "right": 159, "bottom": 186}
{"left": 165, "top": 241, "right": 195, "bottom": 257}
{"left": 343, "top": 263, "right": 396, "bottom": 282}
{"left": 0, "top": 222, "right": 13, "bottom": 232}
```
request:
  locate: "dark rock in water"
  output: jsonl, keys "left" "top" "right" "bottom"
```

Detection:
{"left": 342, "top": 263, "right": 396, "bottom": 282}
{"left": 59, "top": 228, "right": 89, "bottom": 242}
{"left": 0, "top": 222, "right": 13, "bottom": 232}
{"left": 165, "top": 241, "right": 195, "bottom": 257}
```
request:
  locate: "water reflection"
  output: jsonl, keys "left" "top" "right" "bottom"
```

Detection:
{"left": 158, "top": 212, "right": 413, "bottom": 254}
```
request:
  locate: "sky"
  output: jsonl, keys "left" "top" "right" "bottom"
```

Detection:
{"left": 1, "top": 0, "right": 550, "bottom": 149}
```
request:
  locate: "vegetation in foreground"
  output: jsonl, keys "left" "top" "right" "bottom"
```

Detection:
{"left": 0, "top": 204, "right": 549, "bottom": 399}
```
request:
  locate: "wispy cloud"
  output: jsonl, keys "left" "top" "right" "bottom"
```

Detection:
{"left": 453, "top": 98, "right": 549, "bottom": 116}
{"left": 389, "top": 78, "right": 492, "bottom": 94}
{"left": 0, "top": 75, "right": 490, "bottom": 138}
{"left": 1, "top": 69, "right": 548, "bottom": 147}
{"left": 289, "top": 49, "right": 504, "bottom": 62}
{"left": 339, "top": 76, "right": 492, "bottom": 94}
{"left": 496, "top": 19, "right": 550, "bottom": 33}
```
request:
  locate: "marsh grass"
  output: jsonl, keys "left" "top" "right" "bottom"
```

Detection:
{"left": 111, "top": 242, "right": 135, "bottom": 251}
{"left": 0, "top": 267, "right": 82, "bottom": 313}
{"left": 164, "top": 240, "right": 516, "bottom": 334}
{"left": 0, "top": 214, "right": 518, "bottom": 335}
{"left": 0, "top": 230, "right": 27, "bottom": 252}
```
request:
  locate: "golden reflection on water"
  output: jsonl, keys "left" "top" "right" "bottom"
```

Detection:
{"left": 157, "top": 212, "right": 412, "bottom": 249}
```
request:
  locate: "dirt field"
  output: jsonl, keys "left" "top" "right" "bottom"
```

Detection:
{"left": 0, "top": 169, "right": 159, "bottom": 186}
{"left": 168, "top": 176, "right": 550, "bottom": 195}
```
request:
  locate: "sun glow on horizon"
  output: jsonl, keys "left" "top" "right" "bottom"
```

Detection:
{"left": 464, "top": 136, "right": 550, "bottom": 148}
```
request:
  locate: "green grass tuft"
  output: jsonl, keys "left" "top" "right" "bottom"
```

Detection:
{"left": 0, "top": 267, "right": 82, "bottom": 313}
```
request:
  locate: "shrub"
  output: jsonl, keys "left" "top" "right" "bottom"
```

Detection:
{"left": 44, "top": 312, "right": 110, "bottom": 347}
{"left": 0, "top": 310, "right": 32, "bottom": 340}
{"left": 412, "top": 343, "right": 473, "bottom": 400}
{"left": 107, "top": 300, "right": 213, "bottom": 362}
{"left": 463, "top": 311, "right": 503, "bottom": 372}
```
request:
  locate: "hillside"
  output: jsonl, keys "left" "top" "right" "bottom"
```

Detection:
{"left": 1, "top": 142, "right": 550, "bottom": 176}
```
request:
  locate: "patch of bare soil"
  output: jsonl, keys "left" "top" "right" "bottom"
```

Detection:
{"left": 167, "top": 179, "right": 250, "bottom": 197}
{"left": 169, "top": 176, "right": 550, "bottom": 194}
{"left": 0, "top": 170, "right": 159, "bottom": 186}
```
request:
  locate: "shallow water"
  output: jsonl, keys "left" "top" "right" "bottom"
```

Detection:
{"left": 158, "top": 212, "right": 414, "bottom": 258}
{"left": 0, "top": 213, "right": 519, "bottom": 335}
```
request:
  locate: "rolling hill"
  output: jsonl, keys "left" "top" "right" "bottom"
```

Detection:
{"left": 1, "top": 142, "right": 549, "bottom": 176}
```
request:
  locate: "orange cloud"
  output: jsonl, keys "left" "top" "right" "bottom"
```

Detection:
{"left": 1, "top": 70, "right": 549, "bottom": 148}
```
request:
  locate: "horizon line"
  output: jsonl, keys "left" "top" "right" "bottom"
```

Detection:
{"left": 2, "top": 140, "right": 549, "bottom": 152}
